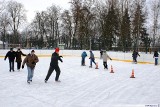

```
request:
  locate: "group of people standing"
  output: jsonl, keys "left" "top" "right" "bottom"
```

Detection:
{"left": 4, "top": 48, "right": 63, "bottom": 84}
{"left": 81, "top": 50, "right": 112, "bottom": 69}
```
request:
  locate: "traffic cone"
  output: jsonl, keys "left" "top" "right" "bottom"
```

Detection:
{"left": 130, "top": 69, "right": 135, "bottom": 78}
{"left": 95, "top": 62, "right": 99, "bottom": 69}
{"left": 110, "top": 65, "right": 114, "bottom": 73}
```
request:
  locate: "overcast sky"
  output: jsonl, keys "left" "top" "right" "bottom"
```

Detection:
{"left": 3, "top": 0, "right": 155, "bottom": 25}
{"left": 4, "top": 0, "right": 71, "bottom": 23}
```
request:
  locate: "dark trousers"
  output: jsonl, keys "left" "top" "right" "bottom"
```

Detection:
{"left": 155, "top": 58, "right": 158, "bottom": 65}
{"left": 9, "top": 61, "right": 14, "bottom": 71}
{"left": 103, "top": 61, "right": 108, "bottom": 69}
{"left": 133, "top": 57, "right": 137, "bottom": 63}
{"left": 90, "top": 59, "right": 96, "bottom": 67}
{"left": 17, "top": 62, "right": 21, "bottom": 70}
{"left": 45, "top": 66, "right": 61, "bottom": 81}
{"left": 81, "top": 57, "right": 85, "bottom": 66}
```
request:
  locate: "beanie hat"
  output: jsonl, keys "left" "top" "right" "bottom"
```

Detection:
{"left": 31, "top": 50, "right": 35, "bottom": 52}
{"left": 55, "top": 48, "right": 59, "bottom": 52}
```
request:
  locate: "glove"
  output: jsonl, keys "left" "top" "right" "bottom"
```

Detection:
{"left": 59, "top": 56, "right": 63, "bottom": 58}
{"left": 32, "top": 62, "right": 35, "bottom": 64}
{"left": 110, "top": 58, "right": 112, "bottom": 60}
{"left": 22, "top": 65, "right": 24, "bottom": 69}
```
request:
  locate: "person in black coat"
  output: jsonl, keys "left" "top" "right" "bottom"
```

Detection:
{"left": 45, "top": 48, "right": 63, "bottom": 83}
{"left": 153, "top": 50, "right": 159, "bottom": 65}
{"left": 132, "top": 50, "right": 140, "bottom": 64}
{"left": 16, "top": 48, "right": 26, "bottom": 71}
{"left": 4, "top": 48, "right": 16, "bottom": 72}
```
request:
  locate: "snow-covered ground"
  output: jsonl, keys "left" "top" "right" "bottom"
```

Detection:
{"left": 0, "top": 55, "right": 160, "bottom": 107}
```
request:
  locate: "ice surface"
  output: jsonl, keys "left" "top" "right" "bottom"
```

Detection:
{"left": 0, "top": 56, "right": 160, "bottom": 107}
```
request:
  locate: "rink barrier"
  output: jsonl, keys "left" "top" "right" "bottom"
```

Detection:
{"left": 0, "top": 54, "right": 154, "bottom": 64}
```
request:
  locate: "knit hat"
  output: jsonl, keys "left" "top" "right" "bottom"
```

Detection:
{"left": 55, "top": 48, "right": 59, "bottom": 52}
{"left": 31, "top": 50, "right": 35, "bottom": 53}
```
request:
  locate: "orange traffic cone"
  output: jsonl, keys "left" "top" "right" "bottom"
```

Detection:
{"left": 95, "top": 62, "right": 99, "bottom": 69}
{"left": 110, "top": 65, "right": 114, "bottom": 73}
{"left": 130, "top": 69, "right": 135, "bottom": 78}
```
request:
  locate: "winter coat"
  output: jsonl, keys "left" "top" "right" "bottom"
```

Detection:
{"left": 100, "top": 50, "right": 103, "bottom": 55}
{"left": 153, "top": 51, "right": 159, "bottom": 58}
{"left": 16, "top": 51, "right": 26, "bottom": 62}
{"left": 132, "top": 51, "right": 140, "bottom": 58}
{"left": 50, "top": 52, "right": 63, "bottom": 67}
{"left": 81, "top": 51, "right": 87, "bottom": 58}
{"left": 102, "top": 53, "right": 111, "bottom": 62}
{"left": 22, "top": 54, "right": 39, "bottom": 69}
{"left": 89, "top": 51, "right": 95, "bottom": 60}
{"left": 4, "top": 51, "right": 16, "bottom": 61}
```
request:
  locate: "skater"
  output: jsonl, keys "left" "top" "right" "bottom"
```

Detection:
{"left": 89, "top": 50, "right": 96, "bottom": 68}
{"left": 45, "top": 48, "right": 63, "bottom": 83}
{"left": 100, "top": 49, "right": 103, "bottom": 59}
{"left": 102, "top": 51, "right": 112, "bottom": 69}
{"left": 153, "top": 50, "right": 159, "bottom": 65}
{"left": 81, "top": 51, "right": 87, "bottom": 66}
{"left": 132, "top": 50, "right": 140, "bottom": 64}
{"left": 4, "top": 48, "right": 16, "bottom": 72}
{"left": 22, "top": 50, "right": 39, "bottom": 84}
{"left": 15, "top": 48, "right": 26, "bottom": 71}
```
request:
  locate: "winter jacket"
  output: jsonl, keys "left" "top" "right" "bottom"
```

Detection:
{"left": 102, "top": 53, "right": 111, "bottom": 62}
{"left": 4, "top": 51, "right": 16, "bottom": 61}
{"left": 132, "top": 51, "right": 140, "bottom": 58}
{"left": 16, "top": 51, "right": 26, "bottom": 62}
{"left": 89, "top": 51, "right": 95, "bottom": 60}
{"left": 81, "top": 51, "right": 87, "bottom": 58}
{"left": 153, "top": 51, "right": 159, "bottom": 58}
{"left": 50, "top": 52, "right": 63, "bottom": 67}
{"left": 22, "top": 54, "right": 39, "bottom": 69}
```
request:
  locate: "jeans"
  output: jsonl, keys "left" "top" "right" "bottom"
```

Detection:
{"left": 27, "top": 67, "right": 35, "bottom": 81}
{"left": 155, "top": 58, "right": 158, "bottom": 65}
{"left": 90, "top": 59, "right": 96, "bottom": 67}
{"left": 9, "top": 61, "right": 14, "bottom": 71}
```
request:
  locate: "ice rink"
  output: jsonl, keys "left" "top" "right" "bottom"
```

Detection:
{"left": 0, "top": 56, "right": 160, "bottom": 107}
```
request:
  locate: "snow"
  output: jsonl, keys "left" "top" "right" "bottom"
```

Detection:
{"left": 0, "top": 52, "right": 160, "bottom": 107}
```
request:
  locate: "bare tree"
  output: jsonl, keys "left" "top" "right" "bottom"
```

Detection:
{"left": 151, "top": 0, "right": 160, "bottom": 47}
{"left": 7, "top": 0, "right": 26, "bottom": 44}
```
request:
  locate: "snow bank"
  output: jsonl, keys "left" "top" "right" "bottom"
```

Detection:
{"left": 0, "top": 49, "right": 157, "bottom": 64}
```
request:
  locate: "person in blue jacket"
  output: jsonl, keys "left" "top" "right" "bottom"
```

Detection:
{"left": 81, "top": 51, "right": 87, "bottom": 66}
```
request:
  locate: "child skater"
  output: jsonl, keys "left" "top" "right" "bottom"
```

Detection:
{"left": 102, "top": 51, "right": 112, "bottom": 69}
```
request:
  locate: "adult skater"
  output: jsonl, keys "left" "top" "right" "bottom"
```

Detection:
{"left": 153, "top": 50, "right": 159, "bottom": 65}
{"left": 15, "top": 48, "right": 26, "bottom": 71}
{"left": 132, "top": 50, "right": 140, "bottom": 64}
{"left": 81, "top": 51, "right": 87, "bottom": 66}
{"left": 102, "top": 51, "right": 112, "bottom": 69}
{"left": 89, "top": 50, "right": 96, "bottom": 68}
{"left": 4, "top": 48, "right": 16, "bottom": 72}
{"left": 45, "top": 48, "right": 63, "bottom": 83}
{"left": 22, "top": 50, "right": 39, "bottom": 84}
